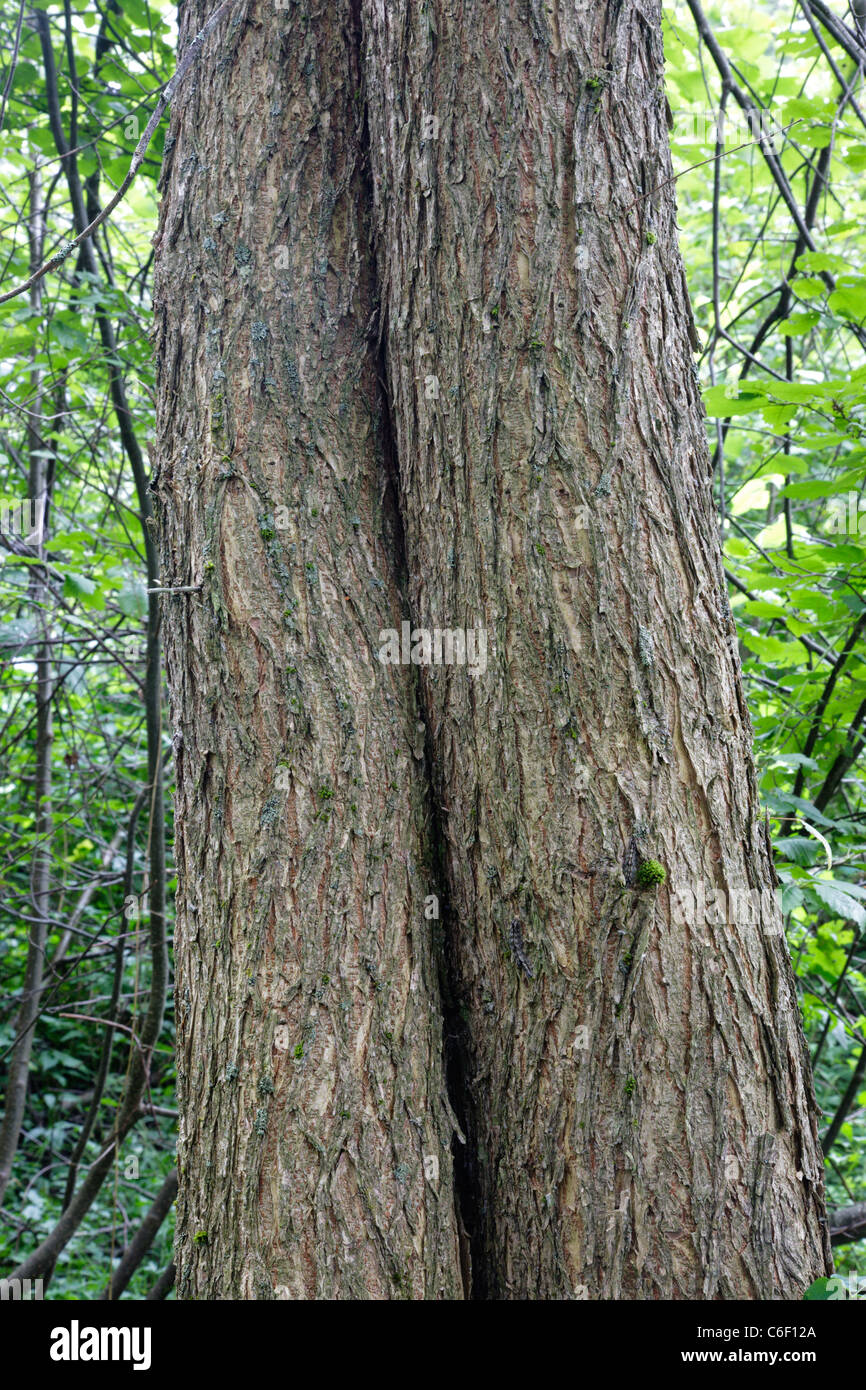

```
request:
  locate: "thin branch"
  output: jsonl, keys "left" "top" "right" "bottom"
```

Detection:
{"left": 829, "top": 1199, "right": 866, "bottom": 1245}
{"left": 145, "top": 1261, "right": 176, "bottom": 1300}
{"left": 100, "top": 1169, "right": 177, "bottom": 1300}
{"left": 0, "top": 0, "right": 26, "bottom": 140}
{"left": 822, "top": 1041, "right": 866, "bottom": 1157}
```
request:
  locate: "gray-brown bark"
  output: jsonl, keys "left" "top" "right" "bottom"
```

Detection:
{"left": 154, "top": 0, "right": 831, "bottom": 1299}
{"left": 152, "top": 0, "right": 462, "bottom": 1298}
{"left": 361, "top": 0, "right": 830, "bottom": 1299}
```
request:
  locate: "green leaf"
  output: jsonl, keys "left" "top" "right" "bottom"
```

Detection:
{"left": 764, "top": 793, "right": 836, "bottom": 828}
{"left": 62, "top": 572, "right": 104, "bottom": 610}
{"left": 742, "top": 599, "right": 786, "bottom": 619}
{"left": 774, "top": 837, "right": 820, "bottom": 867}
{"left": 742, "top": 631, "right": 805, "bottom": 663}
{"left": 803, "top": 1277, "right": 832, "bottom": 1300}
{"left": 702, "top": 383, "right": 767, "bottom": 417}
{"left": 778, "top": 311, "right": 820, "bottom": 336}
{"left": 795, "top": 252, "right": 848, "bottom": 275}
{"left": 828, "top": 277, "right": 866, "bottom": 324}
{"left": 789, "top": 276, "right": 825, "bottom": 301}
{"left": 117, "top": 577, "right": 148, "bottom": 619}
{"left": 768, "top": 753, "right": 820, "bottom": 771}
{"left": 808, "top": 880, "right": 866, "bottom": 927}
{"left": 778, "top": 882, "right": 805, "bottom": 914}
{"left": 782, "top": 479, "right": 849, "bottom": 500}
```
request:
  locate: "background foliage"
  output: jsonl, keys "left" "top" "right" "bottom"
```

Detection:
{"left": 665, "top": 0, "right": 866, "bottom": 1277}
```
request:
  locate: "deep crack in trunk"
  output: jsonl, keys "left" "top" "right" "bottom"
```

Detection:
{"left": 351, "top": 0, "right": 488, "bottom": 1294}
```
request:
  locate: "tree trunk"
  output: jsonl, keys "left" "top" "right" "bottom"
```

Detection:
{"left": 153, "top": 0, "right": 463, "bottom": 1299}
{"left": 154, "top": 0, "right": 831, "bottom": 1299}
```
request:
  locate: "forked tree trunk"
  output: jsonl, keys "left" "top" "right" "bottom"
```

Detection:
{"left": 154, "top": 0, "right": 831, "bottom": 1299}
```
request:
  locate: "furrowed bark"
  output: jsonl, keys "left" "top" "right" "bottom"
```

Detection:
{"left": 152, "top": 0, "right": 462, "bottom": 1298}
{"left": 361, "top": 0, "right": 830, "bottom": 1298}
